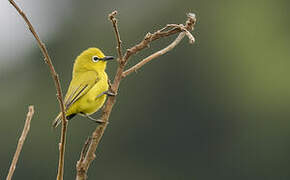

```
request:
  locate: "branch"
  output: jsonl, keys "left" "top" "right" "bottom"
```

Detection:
{"left": 6, "top": 106, "right": 34, "bottom": 180}
{"left": 75, "top": 11, "right": 124, "bottom": 180}
{"left": 122, "top": 13, "right": 196, "bottom": 64}
{"left": 8, "top": 1, "right": 67, "bottom": 180}
{"left": 76, "top": 11, "right": 196, "bottom": 180}
{"left": 122, "top": 32, "right": 187, "bottom": 77}
{"left": 122, "top": 13, "right": 196, "bottom": 77}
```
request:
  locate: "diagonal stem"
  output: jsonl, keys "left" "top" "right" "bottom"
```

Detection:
{"left": 6, "top": 106, "right": 34, "bottom": 180}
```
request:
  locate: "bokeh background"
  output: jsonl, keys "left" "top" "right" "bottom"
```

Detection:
{"left": 1, "top": 0, "right": 290, "bottom": 179}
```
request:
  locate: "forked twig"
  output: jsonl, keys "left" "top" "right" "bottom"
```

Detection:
{"left": 6, "top": 106, "right": 34, "bottom": 180}
{"left": 8, "top": 1, "right": 67, "bottom": 180}
{"left": 122, "top": 32, "right": 187, "bottom": 77}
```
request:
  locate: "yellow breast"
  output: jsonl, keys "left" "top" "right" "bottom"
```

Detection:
{"left": 79, "top": 78, "right": 109, "bottom": 114}
{"left": 66, "top": 72, "right": 109, "bottom": 116}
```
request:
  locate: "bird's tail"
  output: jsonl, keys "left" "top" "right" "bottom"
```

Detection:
{"left": 52, "top": 113, "right": 62, "bottom": 128}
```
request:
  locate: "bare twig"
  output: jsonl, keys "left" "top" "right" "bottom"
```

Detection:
{"left": 122, "top": 32, "right": 186, "bottom": 77}
{"left": 6, "top": 106, "right": 34, "bottom": 180}
{"left": 8, "top": 1, "right": 67, "bottom": 180}
{"left": 76, "top": 11, "right": 196, "bottom": 180}
{"left": 122, "top": 13, "right": 196, "bottom": 64}
{"left": 109, "top": 11, "right": 123, "bottom": 62}
{"left": 122, "top": 13, "right": 196, "bottom": 77}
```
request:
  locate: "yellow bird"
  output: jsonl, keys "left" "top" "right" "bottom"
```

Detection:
{"left": 52, "top": 48, "right": 114, "bottom": 128}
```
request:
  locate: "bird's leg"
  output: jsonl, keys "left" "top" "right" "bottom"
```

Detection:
{"left": 86, "top": 115, "right": 107, "bottom": 124}
{"left": 79, "top": 113, "right": 107, "bottom": 124}
{"left": 95, "top": 91, "right": 106, "bottom": 99}
{"left": 104, "top": 90, "right": 117, "bottom": 96}
{"left": 95, "top": 90, "right": 117, "bottom": 100}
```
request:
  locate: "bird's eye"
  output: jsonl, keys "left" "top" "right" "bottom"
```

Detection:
{"left": 92, "top": 56, "right": 99, "bottom": 62}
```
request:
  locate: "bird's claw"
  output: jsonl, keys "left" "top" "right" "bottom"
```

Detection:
{"left": 104, "top": 90, "right": 117, "bottom": 96}
{"left": 91, "top": 119, "right": 108, "bottom": 124}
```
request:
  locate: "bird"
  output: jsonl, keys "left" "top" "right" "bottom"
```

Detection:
{"left": 52, "top": 47, "right": 114, "bottom": 128}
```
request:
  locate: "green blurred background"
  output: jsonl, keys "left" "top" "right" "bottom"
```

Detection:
{"left": 1, "top": 0, "right": 290, "bottom": 179}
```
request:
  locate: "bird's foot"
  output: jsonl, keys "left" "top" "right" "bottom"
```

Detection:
{"left": 80, "top": 113, "right": 108, "bottom": 124}
{"left": 106, "top": 79, "right": 117, "bottom": 96}
{"left": 104, "top": 90, "right": 117, "bottom": 96}
{"left": 86, "top": 114, "right": 108, "bottom": 124}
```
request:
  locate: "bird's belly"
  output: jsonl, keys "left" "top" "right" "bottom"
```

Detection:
{"left": 79, "top": 94, "right": 107, "bottom": 115}
{"left": 65, "top": 77, "right": 109, "bottom": 116}
{"left": 76, "top": 80, "right": 109, "bottom": 115}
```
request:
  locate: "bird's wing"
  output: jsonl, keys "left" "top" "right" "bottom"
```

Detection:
{"left": 64, "top": 71, "right": 99, "bottom": 110}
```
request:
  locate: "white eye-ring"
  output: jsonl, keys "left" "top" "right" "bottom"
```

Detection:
{"left": 92, "top": 56, "right": 99, "bottom": 62}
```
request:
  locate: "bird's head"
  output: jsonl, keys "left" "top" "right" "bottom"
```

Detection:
{"left": 74, "top": 47, "right": 114, "bottom": 73}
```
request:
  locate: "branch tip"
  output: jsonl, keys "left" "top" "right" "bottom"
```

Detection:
{"left": 187, "top": 13, "right": 196, "bottom": 20}
{"left": 108, "top": 10, "right": 118, "bottom": 20}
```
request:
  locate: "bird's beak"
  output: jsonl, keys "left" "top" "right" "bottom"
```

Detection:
{"left": 101, "top": 56, "right": 115, "bottom": 61}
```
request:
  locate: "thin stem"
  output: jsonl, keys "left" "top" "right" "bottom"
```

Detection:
{"left": 6, "top": 106, "right": 34, "bottom": 180}
{"left": 122, "top": 32, "right": 186, "bottom": 77}
{"left": 8, "top": 1, "right": 67, "bottom": 180}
